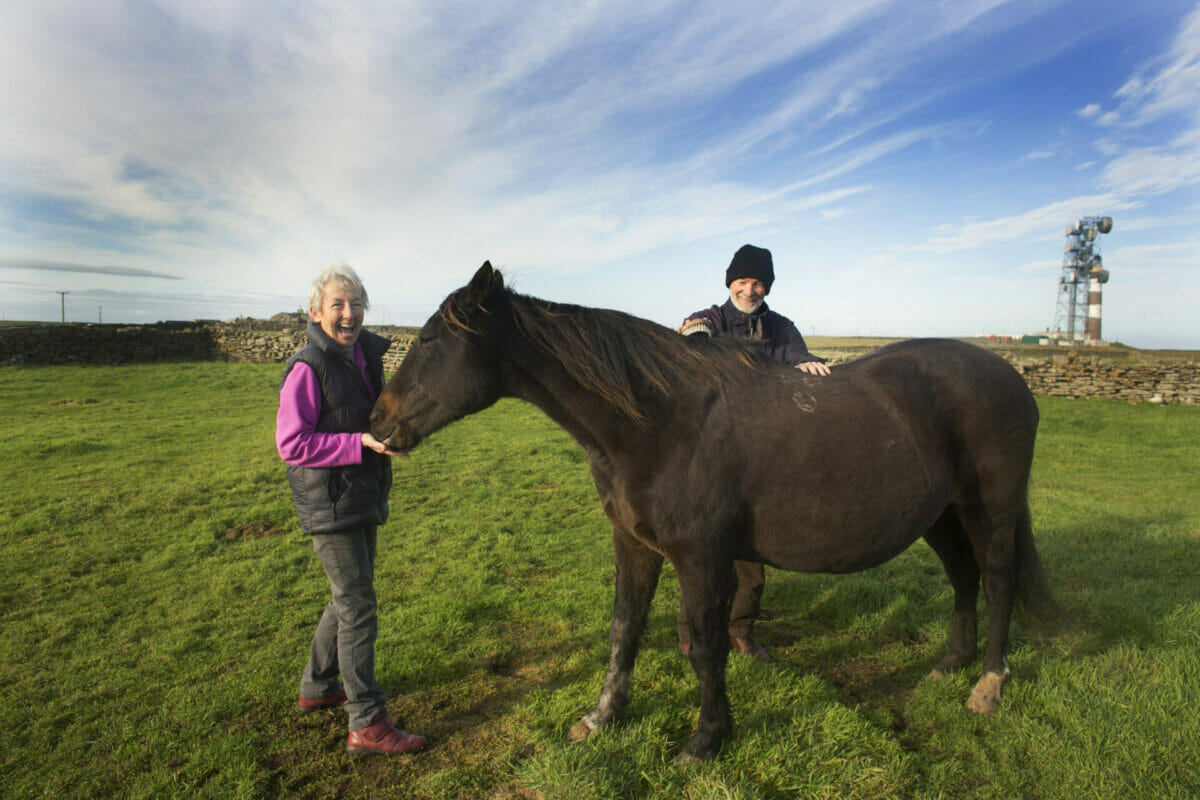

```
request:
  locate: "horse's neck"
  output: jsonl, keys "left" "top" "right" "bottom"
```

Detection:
{"left": 500, "top": 333, "right": 636, "bottom": 456}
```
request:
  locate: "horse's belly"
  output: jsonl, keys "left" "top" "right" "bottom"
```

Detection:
{"left": 744, "top": 437, "right": 952, "bottom": 574}
{"left": 749, "top": 510, "right": 940, "bottom": 573}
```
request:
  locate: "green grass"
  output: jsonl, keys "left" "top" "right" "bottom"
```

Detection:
{"left": 1, "top": 363, "right": 1198, "bottom": 799}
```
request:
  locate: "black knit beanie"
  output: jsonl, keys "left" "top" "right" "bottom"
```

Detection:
{"left": 725, "top": 244, "right": 774, "bottom": 291}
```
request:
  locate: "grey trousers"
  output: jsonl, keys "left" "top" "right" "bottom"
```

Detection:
{"left": 300, "top": 526, "right": 387, "bottom": 731}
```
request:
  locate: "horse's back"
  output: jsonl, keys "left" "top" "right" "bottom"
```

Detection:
{"left": 850, "top": 336, "right": 1033, "bottom": 417}
{"left": 725, "top": 338, "right": 1037, "bottom": 572}
{"left": 848, "top": 337, "right": 1030, "bottom": 395}
{"left": 826, "top": 338, "right": 1039, "bottom": 490}
{"left": 745, "top": 338, "right": 1035, "bottom": 448}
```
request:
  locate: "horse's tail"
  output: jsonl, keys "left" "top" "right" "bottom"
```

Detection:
{"left": 1014, "top": 503, "right": 1064, "bottom": 627}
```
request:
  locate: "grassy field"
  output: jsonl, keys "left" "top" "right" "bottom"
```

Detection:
{"left": 1, "top": 362, "right": 1198, "bottom": 799}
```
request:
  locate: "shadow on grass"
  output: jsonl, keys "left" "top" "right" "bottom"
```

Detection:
{"left": 254, "top": 607, "right": 610, "bottom": 799}
{"left": 247, "top": 508, "right": 1197, "bottom": 797}
{"left": 1037, "top": 510, "right": 1200, "bottom": 650}
{"left": 702, "top": 508, "right": 1200, "bottom": 751}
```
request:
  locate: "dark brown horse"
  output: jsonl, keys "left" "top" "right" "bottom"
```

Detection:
{"left": 370, "top": 262, "right": 1058, "bottom": 760}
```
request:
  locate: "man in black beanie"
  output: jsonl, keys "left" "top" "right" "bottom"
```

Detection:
{"left": 675, "top": 243, "right": 829, "bottom": 662}
{"left": 679, "top": 244, "right": 829, "bottom": 374}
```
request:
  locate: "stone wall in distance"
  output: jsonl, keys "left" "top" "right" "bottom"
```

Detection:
{"left": 2, "top": 323, "right": 1196, "bottom": 405}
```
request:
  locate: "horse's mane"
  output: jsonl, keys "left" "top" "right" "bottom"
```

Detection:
{"left": 442, "top": 287, "right": 767, "bottom": 421}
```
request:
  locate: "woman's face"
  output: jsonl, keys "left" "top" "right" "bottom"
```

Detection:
{"left": 311, "top": 280, "right": 365, "bottom": 348}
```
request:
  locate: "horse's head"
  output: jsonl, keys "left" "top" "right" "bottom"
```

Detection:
{"left": 369, "top": 261, "right": 506, "bottom": 452}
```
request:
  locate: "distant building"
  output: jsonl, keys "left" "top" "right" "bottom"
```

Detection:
{"left": 271, "top": 310, "right": 308, "bottom": 327}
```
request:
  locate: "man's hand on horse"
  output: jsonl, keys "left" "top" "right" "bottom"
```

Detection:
{"left": 795, "top": 361, "right": 831, "bottom": 376}
{"left": 678, "top": 319, "right": 713, "bottom": 337}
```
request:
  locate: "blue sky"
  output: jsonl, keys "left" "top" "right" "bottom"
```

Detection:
{"left": 2, "top": 1, "right": 1198, "bottom": 349}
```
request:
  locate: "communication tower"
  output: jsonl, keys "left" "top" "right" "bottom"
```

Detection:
{"left": 1052, "top": 215, "right": 1112, "bottom": 344}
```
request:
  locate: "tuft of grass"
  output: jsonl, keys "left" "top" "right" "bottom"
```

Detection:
{"left": 1, "top": 366, "right": 1198, "bottom": 799}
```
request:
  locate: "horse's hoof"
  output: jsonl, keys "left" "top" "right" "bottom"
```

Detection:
{"left": 929, "top": 651, "right": 977, "bottom": 679}
{"left": 566, "top": 718, "right": 595, "bottom": 742}
{"left": 677, "top": 732, "right": 721, "bottom": 762}
{"left": 676, "top": 747, "right": 716, "bottom": 763}
{"left": 966, "top": 665, "right": 1009, "bottom": 714}
{"left": 966, "top": 689, "right": 1000, "bottom": 714}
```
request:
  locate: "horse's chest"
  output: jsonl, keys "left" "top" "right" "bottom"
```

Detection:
{"left": 618, "top": 500, "right": 666, "bottom": 553}
{"left": 608, "top": 471, "right": 730, "bottom": 559}
{"left": 597, "top": 477, "right": 671, "bottom": 554}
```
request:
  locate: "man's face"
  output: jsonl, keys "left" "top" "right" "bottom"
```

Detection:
{"left": 729, "top": 277, "right": 767, "bottom": 313}
{"left": 311, "top": 280, "right": 365, "bottom": 348}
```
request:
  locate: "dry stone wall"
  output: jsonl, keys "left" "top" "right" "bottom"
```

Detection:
{"left": 2, "top": 323, "right": 1196, "bottom": 405}
{"left": 1009, "top": 356, "right": 1199, "bottom": 405}
{"left": 0, "top": 321, "right": 414, "bottom": 373}
{"left": 0, "top": 322, "right": 219, "bottom": 364}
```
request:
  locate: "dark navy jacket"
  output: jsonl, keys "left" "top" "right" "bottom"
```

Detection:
{"left": 684, "top": 299, "right": 825, "bottom": 366}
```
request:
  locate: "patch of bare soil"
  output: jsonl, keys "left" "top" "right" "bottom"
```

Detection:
{"left": 49, "top": 397, "right": 100, "bottom": 407}
{"left": 217, "top": 519, "right": 290, "bottom": 541}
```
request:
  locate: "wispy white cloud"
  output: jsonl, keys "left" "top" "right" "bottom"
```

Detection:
{"left": 1084, "top": 2, "right": 1200, "bottom": 196}
{"left": 1015, "top": 258, "right": 1063, "bottom": 275}
{"left": 1112, "top": 4, "right": 1200, "bottom": 126}
{"left": 1101, "top": 147, "right": 1200, "bottom": 195}
{"left": 903, "top": 195, "right": 1135, "bottom": 253}
{"left": 0, "top": 0, "right": 1196, "bottom": 346}
{"left": 1106, "top": 241, "right": 1200, "bottom": 273}
{"left": 0, "top": 258, "right": 182, "bottom": 280}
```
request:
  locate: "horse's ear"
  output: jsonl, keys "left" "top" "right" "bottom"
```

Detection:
{"left": 467, "top": 260, "right": 503, "bottom": 304}
{"left": 483, "top": 260, "right": 504, "bottom": 292}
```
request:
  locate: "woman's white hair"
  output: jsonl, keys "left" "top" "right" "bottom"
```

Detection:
{"left": 308, "top": 262, "right": 370, "bottom": 312}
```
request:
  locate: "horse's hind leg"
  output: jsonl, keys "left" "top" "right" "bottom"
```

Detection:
{"left": 923, "top": 507, "right": 981, "bottom": 678}
{"left": 568, "top": 526, "right": 662, "bottom": 741}
{"left": 958, "top": 497, "right": 1023, "bottom": 714}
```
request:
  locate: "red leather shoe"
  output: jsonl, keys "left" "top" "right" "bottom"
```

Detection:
{"left": 297, "top": 687, "right": 347, "bottom": 713}
{"left": 346, "top": 715, "right": 428, "bottom": 755}
{"left": 729, "top": 636, "right": 771, "bottom": 662}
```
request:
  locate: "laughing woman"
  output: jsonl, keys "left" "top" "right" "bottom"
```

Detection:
{"left": 275, "top": 263, "right": 426, "bottom": 756}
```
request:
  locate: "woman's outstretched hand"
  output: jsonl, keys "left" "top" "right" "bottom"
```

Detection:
{"left": 362, "top": 431, "right": 407, "bottom": 456}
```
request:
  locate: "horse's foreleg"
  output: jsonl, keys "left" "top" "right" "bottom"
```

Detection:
{"left": 568, "top": 527, "right": 662, "bottom": 742}
{"left": 674, "top": 555, "right": 734, "bottom": 761}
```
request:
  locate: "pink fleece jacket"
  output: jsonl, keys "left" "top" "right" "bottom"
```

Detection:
{"left": 275, "top": 343, "right": 375, "bottom": 468}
